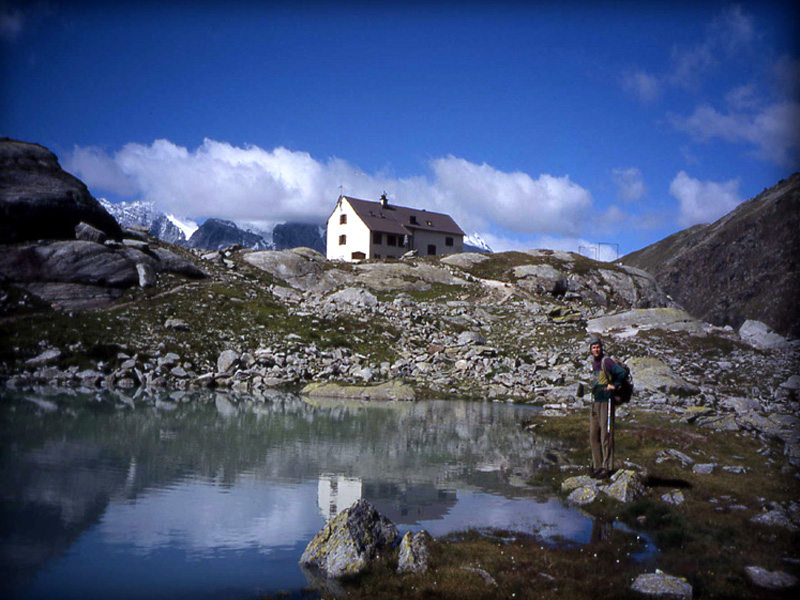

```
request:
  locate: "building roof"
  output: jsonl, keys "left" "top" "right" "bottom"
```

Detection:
{"left": 340, "top": 196, "right": 465, "bottom": 237}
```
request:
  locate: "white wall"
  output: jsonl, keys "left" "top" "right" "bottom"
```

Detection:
{"left": 326, "top": 198, "right": 372, "bottom": 261}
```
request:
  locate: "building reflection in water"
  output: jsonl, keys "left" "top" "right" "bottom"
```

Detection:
{"left": 317, "top": 474, "right": 362, "bottom": 520}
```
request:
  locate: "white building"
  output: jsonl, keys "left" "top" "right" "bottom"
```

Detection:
{"left": 326, "top": 194, "right": 465, "bottom": 261}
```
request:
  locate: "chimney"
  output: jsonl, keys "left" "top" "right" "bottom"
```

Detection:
{"left": 380, "top": 192, "right": 389, "bottom": 208}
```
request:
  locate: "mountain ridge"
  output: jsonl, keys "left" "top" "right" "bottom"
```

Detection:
{"left": 621, "top": 173, "right": 800, "bottom": 338}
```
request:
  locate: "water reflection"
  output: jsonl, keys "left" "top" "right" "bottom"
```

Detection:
{"left": 1, "top": 388, "right": 602, "bottom": 599}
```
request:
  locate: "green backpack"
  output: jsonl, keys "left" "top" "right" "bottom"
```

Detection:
{"left": 602, "top": 357, "right": 634, "bottom": 404}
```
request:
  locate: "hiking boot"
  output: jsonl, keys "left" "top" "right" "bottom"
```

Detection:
{"left": 590, "top": 468, "right": 604, "bottom": 479}
{"left": 596, "top": 468, "right": 611, "bottom": 479}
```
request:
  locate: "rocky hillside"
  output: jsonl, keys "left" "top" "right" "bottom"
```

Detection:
{"left": 621, "top": 174, "right": 800, "bottom": 339}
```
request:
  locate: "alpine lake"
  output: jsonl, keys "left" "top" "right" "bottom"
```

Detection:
{"left": 0, "top": 387, "right": 654, "bottom": 600}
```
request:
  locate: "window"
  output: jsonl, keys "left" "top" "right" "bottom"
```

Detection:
{"left": 387, "top": 235, "right": 397, "bottom": 247}
{"left": 427, "top": 244, "right": 436, "bottom": 256}
{"left": 351, "top": 251, "right": 366, "bottom": 260}
{"left": 373, "top": 253, "right": 381, "bottom": 259}
{"left": 339, "top": 214, "right": 347, "bottom": 225}
{"left": 373, "top": 231, "right": 383, "bottom": 244}
{"left": 409, "top": 215, "right": 418, "bottom": 225}
{"left": 445, "top": 237, "right": 454, "bottom": 247}
{"left": 339, "top": 234, "right": 346, "bottom": 245}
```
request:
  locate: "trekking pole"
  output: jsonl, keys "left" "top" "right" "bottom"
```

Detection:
{"left": 606, "top": 389, "right": 612, "bottom": 435}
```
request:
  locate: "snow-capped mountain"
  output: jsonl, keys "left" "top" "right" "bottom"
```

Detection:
{"left": 98, "top": 198, "right": 159, "bottom": 229}
{"left": 187, "top": 218, "right": 271, "bottom": 251}
{"left": 98, "top": 197, "right": 327, "bottom": 252}
{"left": 464, "top": 232, "right": 493, "bottom": 253}
{"left": 100, "top": 198, "right": 200, "bottom": 246}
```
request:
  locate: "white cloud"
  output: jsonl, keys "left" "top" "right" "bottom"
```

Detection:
{"left": 611, "top": 167, "right": 646, "bottom": 202}
{"left": 429, "top": 157, "right": 593, "bottom": 236}
{"left": 66, "top": 139, "right": 595, "bottom": 238}
{"left": 65, "top": 145, "right": 138, "bottom": 196}
{"left": 724, "top": 84, "right": 760, "bottom": 110}
{"left": 621, "top": 69, "right": 660, "bottom": 103}
{"left": 669, "top": 171, "right": 742, "bottom": 227}
{"left": 669, "top": 101, "right": 800, "bottom": 167}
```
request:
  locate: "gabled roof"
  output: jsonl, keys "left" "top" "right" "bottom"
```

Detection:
{"left": 340, "top": 196, "right": 465, "bottom": 237}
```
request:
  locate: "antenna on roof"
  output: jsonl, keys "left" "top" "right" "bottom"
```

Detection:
{"left": 338, "top": 185, "right": 344, "bottom": 198}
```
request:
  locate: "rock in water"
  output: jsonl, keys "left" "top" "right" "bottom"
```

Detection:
{"left": 397, "top": 531, "right": 431, "bottom": 574}
{"left": 300, "top": 499, "right": 399, "bottom": 578}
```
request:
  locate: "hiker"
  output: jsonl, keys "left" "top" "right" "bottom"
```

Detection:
{"left": 588, "top": 337, "right": 628, "bottom": 479}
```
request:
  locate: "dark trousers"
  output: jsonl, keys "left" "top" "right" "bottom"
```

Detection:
{"left": 590, "top": 401, "right": 615, "bottom": 471}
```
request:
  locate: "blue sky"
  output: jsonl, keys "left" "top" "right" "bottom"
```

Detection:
{"left": 2, "top": 0, "right": 798, "bottom": 257}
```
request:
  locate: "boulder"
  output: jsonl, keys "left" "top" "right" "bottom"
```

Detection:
{"left": 626, "top": 357, "right": 700, "bottom": 397}
{"left": 397, "top": 530, "right": 432, "bottom": 574}
{"left": 0, "top": 241, "right": 139, "bottom": 287}
{"left": 217, "top": 350, "right": 240, "bottom": 374}
{"left": 0, "top": 138, "right": 123, "bottom": 243}
{"left": 750, "top": 508, "right": 800, "bottom": 532}
{"left": 19, "top": 281, "right": 126, "bottom": 310}
{"left": 587, "top": 307, "right": 705, "bottom": 338}
{"left": 439, "top": 252, "right": 490, "bottom": 269}
{"left": 566, "top": 485, "right": 599, "bottom": 506}
{"left": 301, "top": 380, "right": 416, "bottom": 402}
{"left": 164, "top": 318, "right": 190, "bottom": 331}
{"left": 75, "top": 222, "right": 107, "bottom": 244}
{"left": 136, "top": 262, "right": 157, "bottom": 287}
{"left": 780, "top": 375, "right": 800, "bottom": 390}
{"left": 352, "top": 262, "right": 468, "bottom": 292}
{"left": 149, "top": 248, "right": 206, "bottom": 278}
{"left": 300, "top": 499, "right": 399, "bottom": 578}
{"left": 457, "top": 331, "right": 487, "bottom": 346}
{"left": 662, "top": 490, "right": 685, "bottom": 505}
{"left": 561, "top": 475, "right": 597, "bottom": 492}
{"left": 738, "top": 320, "right": 792, "bottom": 351}
{"left": 692, "top": 464, "right": 716, "bottom": 474}
{"left": 328, "top": 287, "right": 379, "bottom": 307}
{"left": 744, "top": 566, "right": 798, "bottom": 590}
{"left": 598, "top": 266, "right": 668, "bottom": 309}
{"left": 24, "top": 348, "right": 62, "bottom": 366}
{"left": 603, "top": 469, "right": 646, "bottom": 503}
{"left": 513, "top": 263, "right": 568, "bottom": 295}
{"left": 631, "top": 571, "right": 693, "bottom": 599}
{"left": 0, "top": 240, "right": 205, "bottom": 310}
{"left": 244, "top": 248, "right": 347, "bottom": 292}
